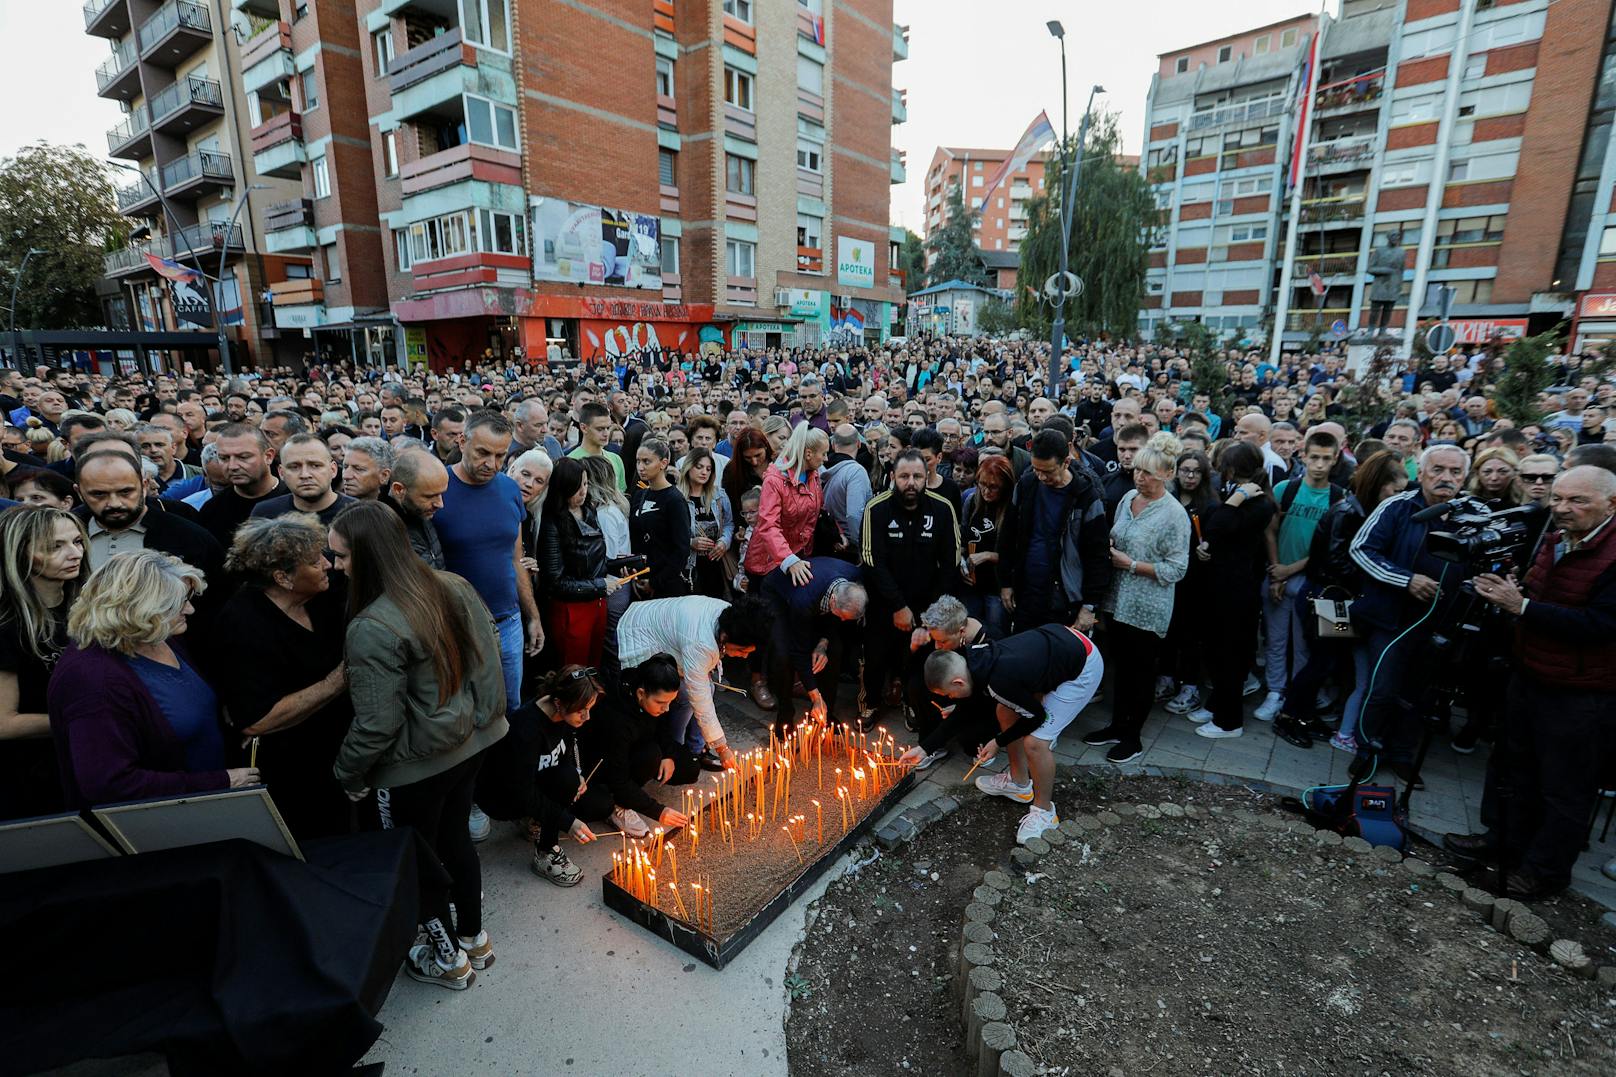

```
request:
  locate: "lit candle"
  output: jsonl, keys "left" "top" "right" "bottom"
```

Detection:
{"left": 812, "top": 799, "right": 822, "bottom": 844}
{"left": 747, "top": 811, "right": 756, "bottom": 840}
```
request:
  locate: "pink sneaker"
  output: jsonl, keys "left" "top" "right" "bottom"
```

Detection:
{"left": 1329, "top": 732, "right": 1357, "bottom": 753}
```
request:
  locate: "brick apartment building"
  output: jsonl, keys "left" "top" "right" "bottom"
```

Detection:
{"left": 86, "top": 0, "right": 312, "bottom": 368}
{"left": 202, "top": 0, "right": 906, "bottom": 370}
{"left": 1140, "top": 0, "right": 1616, "bottom": 353}
{"left": 921, "top": 147, "right": 1049, "bottom": 289}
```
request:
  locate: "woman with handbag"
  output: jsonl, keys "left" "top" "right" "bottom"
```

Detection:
{"left": 1274, "top": 450, "right": 1407, "bottom": 751}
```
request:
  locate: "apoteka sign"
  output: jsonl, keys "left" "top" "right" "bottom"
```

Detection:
{"left": 836, "top": 237, "right": 875, "bottom": 289}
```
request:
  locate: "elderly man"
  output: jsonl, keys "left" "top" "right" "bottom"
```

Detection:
{"left": 74, "top": 450, "right": 223, "bottom": 582}
{"left": 342, "top": 436, "right": 394, "bottom": 501}
{"left": 761, "top": 557, "right": 867, "bottom": 734}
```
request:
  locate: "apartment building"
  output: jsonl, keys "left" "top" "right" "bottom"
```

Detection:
{"left": 922, "top": 147, "right": 1049, "bottom": 260}
{"left": 1140, "top": 0, "right": 1616, "bottom": 354}
{"left": 208, "top": 0, "right": 906, "bottom": 369}
{"left": 87, "top": 0, "right": 311, "bottom": 368}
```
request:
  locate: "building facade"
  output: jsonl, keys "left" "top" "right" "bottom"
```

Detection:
{"left": 190, "top": 0, "right": 905, "bottom": 370}
{"left": 921, "top": 146, "right": 1048, "bottom": 260}
{"left": 86, "top": 0, "right": 313, "bottom": 368}
{"left": 1140, "top": 0, "right": 1616, "bottom": 353}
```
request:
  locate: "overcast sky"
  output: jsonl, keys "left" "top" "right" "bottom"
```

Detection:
{"left": 0, "top": 0, "right": 1323, "bottom": 230}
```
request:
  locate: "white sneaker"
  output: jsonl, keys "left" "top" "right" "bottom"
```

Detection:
{"left": 1165, "top": 685, "right": 1200, "bottom": 714}
{"left": 457, "top": 930, "right": 495, "bottom": 970}
{"left": 1196, "top": 723, "right": 1244, "bottom": 740}
{"left": 1254, "top": 692, "right": 1284, "bottom": 722}
{"left": 976, "top": 770, "right": 1034, "bottom": 803}
{"left": 1154, "top": 675, "right": 1177, "bottom": 702}
{"left": 915, "top": 748, "right": 950, "bottom": 771}
{"left": 1016, "top": 805, "right": 1060, "bottom": 845}
{"left": 468, "top": 804, "right": 491, "bottom": 843}
{"left": 1185, "top": 706, "right": 1214, "bottom": 724}
{"left": 406, "top": 944, "right": 475, "bottom": 990}
{"left": 610, "top": 806, "right": 652, "bottom": 838}
{"left": 1242, "top": 673, "right": 1262, "bottom": 697}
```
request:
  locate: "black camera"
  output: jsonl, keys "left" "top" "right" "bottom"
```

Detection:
{"left": 1426, "top": 495, "right": 1536, "bottom": 575}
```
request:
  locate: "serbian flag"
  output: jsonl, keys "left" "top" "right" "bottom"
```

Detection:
{"left": 810, "top": 15, "right": 825, "bottom": 45}
{"left": 977, "top": 111, "right": 1056, "bottom": 212}
{"left": 1287, "top": 31, "right": 1321, "bottom": 191}
{"left": 145, "top": 252, "right": 203, "bottom": 283}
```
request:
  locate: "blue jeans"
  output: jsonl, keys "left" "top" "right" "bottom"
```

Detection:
{"left": 962, "top": 591, "right": 1008, "bottom": 640}
{"left": 663, "top": 683, "right": 706, "bottom": 755}
{"left": 494, "top": 609, "right": 523, "bottom": 711}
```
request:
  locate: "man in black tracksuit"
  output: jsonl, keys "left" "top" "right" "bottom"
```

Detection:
{"left": 1001, "top": 429, "right": 1112, "bottom": 634}
{"left": 860, "top": 448, "right": 960, "bottom": 727}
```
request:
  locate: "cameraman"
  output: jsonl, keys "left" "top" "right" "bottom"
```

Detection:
{"left": 1348, "top": 445, "right": 1471, "bottom": 779}
{"left": 1464, "top": 466, "right": 1616, "bottom": 900}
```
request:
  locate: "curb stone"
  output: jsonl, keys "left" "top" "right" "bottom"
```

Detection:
{"left": 1436, "top": 872, "right": 1468, "bottom": 895}
{"left": 1550, "top": 940, "right": 1594, "bottom": 978}
{"left": 1342, "top": 836, "right": 1373, "bottom": 854}
{"left": 1401, "top": 858, "right": 1434, "bottom": 878}
{"left": 972, "top": 885, "right": 1003, "bottom": 907}
{"left": 964, "top": 901, "right": 996, "bottom": 925}
{"left": 1058, "top": 818, "right": 1083, "bottom": 838}
{"left": 1372, "top": 844, "right": 1403, "bottom": 864}
{"left": 975, "top": 1022, "right": 1017, "bottom": 1077}
{"left": 1461, "top": 887, "right": 1496, "bottom": 915}
{"left": 1075, "top": 814, "right": 1103, "bottom": 832}
{"left": 963, "top": 921, "right": 994, "bottom": 946}
{"left": 1009, "top": 848, "right": 1038, "bottom": 870}
{"left": 1042, "top": 827, "right": 1067, "bottom": 846}
{"left": 1097, "top": 811, "right": 1122, "bottom": 826}
{"left": 1115, "top": 803, "right": 1137, "bottom": 816}
{"left": 961, "top": 965, "right": 1003, "bottom": 1026}
{"left": 1491, "top": 897, "right": 1526, "bottom": 932}
{"left": 997, "top": 1049, "right": 1037, "bottom": 1077}
{"left": 982, "top": 870, "right": 1012, "bottom": 890}
{"left": 1022, "top": 837, "right": 1051, "bottom": 856}
{"left": 966, "top": 991, "right": 1006, "bottom": 1046}
{"left": 1508, "top": 911, "right": 1551, "bottom": 949}
{"left": 1313, "top": 829, "right": 1343, "bottom": 846}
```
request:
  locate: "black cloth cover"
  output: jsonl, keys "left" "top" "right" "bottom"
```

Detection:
{"left": 0, "top": 831, "right": 424, "bottom": 1076}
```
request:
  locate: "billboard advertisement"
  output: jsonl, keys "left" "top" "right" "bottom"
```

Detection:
{"left": 531, "top": 198, "right": 661, "bottom": 290}
{"left": 836, "top": 236, "right": 876, "bottom": 289}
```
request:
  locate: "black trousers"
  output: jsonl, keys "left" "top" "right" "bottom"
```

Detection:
{"left": 768, "top": 612, "right": 854, "bottom": 731}
{"left": 1107, "top": 618, "right": 1162, "bottom": 741}
{"left": 1209, "top": 599, "right": 1261, "bottom": 731}
{"left": 1501, "top": 676, "right": 1616, "bottom": 886}
{"left": 860, "top": 609, "right": 911, "bottom": 713}
{"left": 363, "top": 751, "right": 484, "bottom": 943}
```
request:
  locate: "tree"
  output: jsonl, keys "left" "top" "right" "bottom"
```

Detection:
{"left": 924, "top": 185, "right": 988, "bottom": 287}
{"left": 1492, "top": 328, "right": 1562, "bottom": 424}
{"left": 897, "top": 228, "right": 926, "bottom": 291}
{"left": 975, "top": 296, "right": 1016, "bottom": 337}
{"left": 1170, "top": 320, "right": 1231, "bottom": 415}
{"left": 1015, "top": 111, "right": 1157, "bottom": 340}
{"left": 0, "top": 142, "right": 125, "bottom": 332}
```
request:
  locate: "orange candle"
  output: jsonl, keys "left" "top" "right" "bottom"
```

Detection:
{"left": 784, "top": 825, "right": 802, "bottom": 863}
{"left": 812, "top": 799, "right": 823, "bottom": 844}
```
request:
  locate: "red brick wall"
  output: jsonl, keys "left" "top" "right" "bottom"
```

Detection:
{"left": 1387, "top": 122, "right": 1438, "bottom": 150}
{"left": 1179, "top": 201, "right": 1213, "bottom": 220}
{"left": 1494, "top": 0, "right": 1609, "bottom": 300}
{"left": 1226, "top": 242, "right": 1265, "bottom": 262}
{"left": 1185, "top": 156, "right": 1217, "bottom": 177}
{"left": 1235, "top": 147, "right": 1275, "bottom": 169}
{"left": 1148, "top": 251, "right": 1168, "bottom": 268}
{"left": 1232, "top": 195, "right": 1270, "bottom": 215}
{"left": 1142, "top": 295, "right": 1162, "bottom": 309}
{"left": 1222, "top": 289, "right": 1260, "bottom": 305}
{"left": 1405, "top": 0, "right": 1459, "bottom": 20}
{"left": 1170, "top": 291, "right": 1202, "bottom": 307}
{"left": 1485, "top": 40, "right": 1539, "bottom": 76}
{"left": 1444, "top": 180, "right": 1514, "bottom": 208}
{"left": 1442, "top": 245, "right": 1500, "bottom": 269}
{"left": 1150, "top": 122, "right": 1179, "bottom": 141}
{"left": 1395, "top": 55, "right": 1449, "bottom": 87}
{"left": 1473, "top": 113, "right": 1529, "bottom": 142}
{"left": 1175, "top": 247, "right": 1207, "bottom": 264}
{"left": 1592, "top": 261, "right": 1616, "bottom": 289}
{"left": 1377, "top": 186, "right": 1429, "bottom": 212}
{"left": 830, "top": 0, "right": 899, "bottom": 298}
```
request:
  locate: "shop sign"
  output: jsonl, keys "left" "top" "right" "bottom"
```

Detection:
{"left": 836, "top": 237, "right": 876, "bottom": 289}
{"left": 1450, "top": 318, "right": 1527, "bottom": 344}
{"left": 1580, "top": 292, "right": 1616, "bottom": 318}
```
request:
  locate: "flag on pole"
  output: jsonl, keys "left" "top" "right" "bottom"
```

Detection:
{"left": 977, "top": 111, "right": 1056, "bottom": 212}
{"left": 1287, "top": 31, "right": 1321, "bottom": 192}
{"left": 144, "top": 252, "right": 203, "bottom": 283}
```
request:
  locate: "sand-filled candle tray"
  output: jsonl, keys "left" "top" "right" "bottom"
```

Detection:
{"left": 602, "top": 722, "right": 918, "bottom": 969}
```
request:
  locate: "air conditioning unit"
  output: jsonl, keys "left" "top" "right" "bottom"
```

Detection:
{"left": 775, "top": 288, "right": 792, "bottom": 307}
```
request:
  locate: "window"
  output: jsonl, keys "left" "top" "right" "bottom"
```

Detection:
{"left": 383, "top": 130, "right": 398, "bottom": 178}
{"left": 465, "top": 94, "right": 519, "bottom": 150}
{"left": 726, "top": 238, "right": 755, "bottom": 278}
{"left": 1281, "top": 28, "right": 1297, "bottom": 48}
{"left": 1448, "top": 160, "right": 1470, "bottom": 182}
{"left": 1435, "top": 214, "right": 1507, "bottom": 245}
{"left": 312, "top": 155, "right": 330, "bottom": 198}
{"left": 1181, "top": 181, "right": 1215, "bottom": 203}
{"left": 301, "top": 69, "right": 319, "bottom": 112}
{"left": 460, "top": 0, "right": 511, "bottom": 52}
{"left": 294, "top": 1, "right": 307, "bottom": 20}
{"left": 1390, "top": 93, "right": 1442, "bottom": 126}
{"left": 796, "top": 138, "right": 822, "bottom": 172}
{"left": 1175, "top": 57, "right": 1189, "bottom": 74}
{"left": 656, "top": 55, "right": 674, "bottom": 98}
{"left": 723, "top": 0, "right": 752, "bottom": 21}
{"left": 1401, "top": 23, "right": 1458, "bottom": 61}
{"left": 1601, "top": 225, "right": 1616, "bottom": 257}
{"left": 659, "top": 148, "right": 676, "bottom": 186}
{"left": 973, "top": 161, "right": 983, "bottom": 170}
{"left": 1217, "top": 46, "right": 1232, "bottom": 63}
{"left": 995, "top": 218, "right": 1004, "bottom": 228}
{"left": 478, "top": 209, "right": 526, "bottom": 255}
{"left": 797, "top": 55, "right": 824, "bottom": 95}
{"left": 726, "top": 153, "right": 754, "bottom": 195}
{"left": 373, "top": 30, "right": 394, "bottom": 76}
{"left": 1458, "top": 82, "right": 1533, "bottom": 119}
{"left": 660, "top": 236, "right": 679, "bottom": 275}
{"left": 394, "top": 229, "right": 412, "bottom": 272}
{"left": 324, "top": 243, "right": 341, "bottom": 283}
{"left": 407, "top": 210, "right": 518, "bottom": 263}
{"left": 971, "top": 174, "right": 983, "bottom": 187}
{"left": 797, "top": 213, "right": 822, "bottom": 250}
{"left": 724, "top": 67, "right": 753, "bottom": 110}
{"left": 1254, "top": 34, "right": 1270, "bottom": 55}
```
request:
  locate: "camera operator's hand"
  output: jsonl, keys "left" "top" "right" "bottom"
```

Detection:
{"left": 1406, "top": 574, "right": 1441, "bottom": 602}
{"left": 1473, "top": 573, "right": 1525, "bottom": 615}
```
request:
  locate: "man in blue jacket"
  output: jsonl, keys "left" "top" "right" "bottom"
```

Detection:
{"left": 1348, "top": 444, "right": 1472, "bottom": 778}
{"left": 762, "top": 556, "right": 866, "bottom": 735}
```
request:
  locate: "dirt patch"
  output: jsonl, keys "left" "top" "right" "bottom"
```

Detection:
{"left": 785, "top": 773, "right": 1616, "bottom": 1077}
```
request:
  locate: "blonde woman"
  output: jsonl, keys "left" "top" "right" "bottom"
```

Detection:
{"left": 49, "top": 550, "right": 257, "bottom": 808}
{"left": 1465, "top": 446, "right": 1524, "bottom": 508}
{"left": 679, "top": 447, "right": 734, "bottom": 599}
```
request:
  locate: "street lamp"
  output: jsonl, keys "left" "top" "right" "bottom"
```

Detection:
{"left": 1046, "top": 21, "right": 1103, "bottom": 390}
{"left": 7, "top": 246, "right": 45, "bottom": 367}
{"left": 214, "top": 183, "right": 270, "bottom": 377}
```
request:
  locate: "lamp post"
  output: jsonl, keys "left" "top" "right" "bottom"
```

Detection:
{"left": 214, "top": 183, "right": 269, "bottom": 377}
{"left": 1045, "top": 20, "right": 1102, "bottom": 392}
{"left": 7, "top": 246, "right": 45, "bottom": 368}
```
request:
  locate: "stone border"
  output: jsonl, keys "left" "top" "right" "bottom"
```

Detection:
{"left": 874, "top": 793, "right": 963, "bottom": 850}
{"left": 950, "top": 800, "right": 1616, "bottom": 1070}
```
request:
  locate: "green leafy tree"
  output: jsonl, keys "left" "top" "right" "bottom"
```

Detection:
{"left": 1491, "top": 328, "right": 1562, "bottom": 424}
{"left": 975, "top": 296, "right": 1016, "bottom": 337}
{"left": 0, "top": 142, "right": 125, "bottom": 331}
{"left": 898, "top": 228, "right": 926, "bottom": 290}
{"left": 1015, "top": 112, "right": 1157, "bottom": 340}
{"left": 1171, "top": 320, "right": 1230, "bottom": 415}
{"left": 924, "top": 186, "right": 988, "bottom": 287}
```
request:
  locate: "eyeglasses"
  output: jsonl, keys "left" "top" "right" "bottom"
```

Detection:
{"left": 565, "top": 666, "right": 599, "bottom": 681}
{"left": 1521, "top": 473, "right": 1555, "bottom": 484}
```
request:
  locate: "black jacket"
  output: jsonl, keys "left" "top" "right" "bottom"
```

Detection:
{"left": 860, "top": 488, "right": 960, "bottom": 614}
{"left": 540, "top": 505, "right": 609, "bottom": 601}
{"left": 479, "top": 701, "right": 582, "bottom": 833}
{"left": 1001, "top": 464, "right": 1112, "bottom": 612}
{"left": 631, "top": 485, "right": 691, "bottom": 598}
{"left": 381, "top": 492, "right": 445, "bottom": 570}
{"left": 578, "top": 691, "right": 681, "bottom": 821}
{"left": 75, "top": 503, "right": 224, "bottom": 586}
{"left": 921, "top": 625, "right": 1093, "bottom": 752}
{"left": 1304, "top": 494, "right": 1368, "bottom": 592}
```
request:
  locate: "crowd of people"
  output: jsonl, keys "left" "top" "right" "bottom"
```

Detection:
{"left": 2, "top": 332, "right": 1613, "bottom": 989}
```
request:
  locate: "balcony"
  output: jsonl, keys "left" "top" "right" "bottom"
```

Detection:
{"left": 232, "top": 0, "right": 282, "bottom": 16}
{"left": 893, "top": 23, "right": 909, "bottom": 61}
{"left": 1186, "top": 96, "right": 1286, "bottom": 133}
{"left": 107, "top": 107, "right": 152, "bottom": 159}
{"left": 892, "top": 88, "right": 907, "bottom": 125}
{"left": 797, "top": 246, "right": 824, "bottom": 274}
{"left": 95, "top": 39, "right": 141, "bottom": 101}
{"left": 270, "top": 278, "right": 325, "bottom": 308}
{"left": 104, "top": 236, "right": 172, "bottom": 277}
{"left": 1316, "top": 72, "right": 1386, "bottom": 114}
{"left": 1292, "top": 251, "right": 1362, "bottom": 279}
{"left": 251, "top": 111, "right": 305, "bottom": 178}
{"left": 1299, "top": 195, "right": 1366, "bottom": 226}
{"left": 84, "top": 0, "right": 131, "bottom": 39}
{"left": 891, "top": 149, "right": 906, "bottom": 185}
{"left": 389, "top": 28, "right": 482, "bottom": 121}
{"left": 399, "top": 142, "right": 522, "bottom": 201}
{"left": 1286, "top": 307, "right": 1351, "bottom": 332}
{"left": 241, "top": 21, "right": 294, "bottom": 95}
{"left": 137, "top": 0, "right": 212, "bottom": 64}
{"left": 171, "top": 221, "right": 245, "bottom": 262}
{"left": 149, "top": 75, "right": 224, "bottom": 135}
{"left": 265, "top": 198, "right": 316, "bottom": 253}
{"left": 114, "top": 172, "right": 162, "bottom": 217}
{"left": 1308, "top": 135, "right": 1377, "bottom": 172}
{"left": 160, "top": 150, "right": 234, "bottom": 197}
